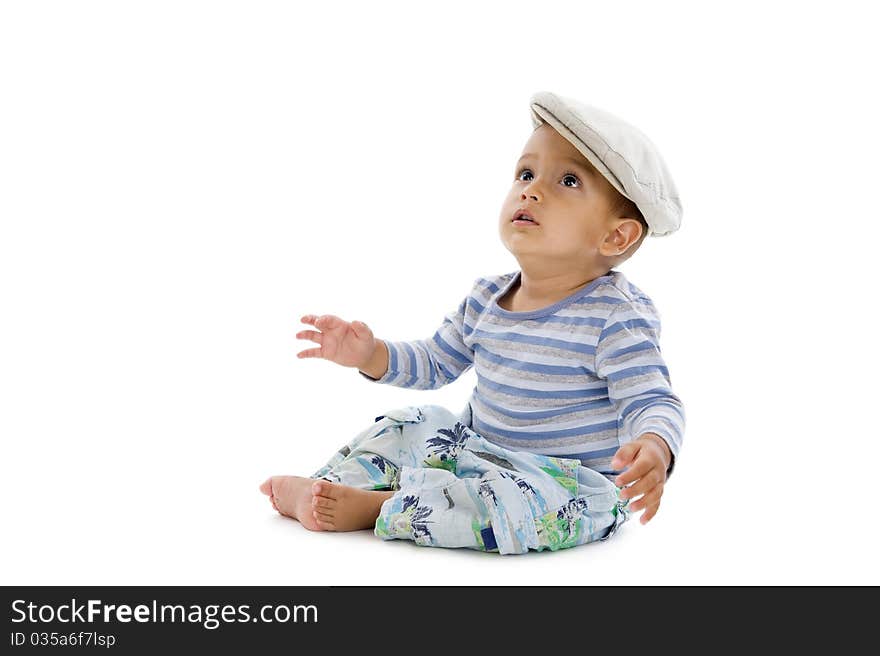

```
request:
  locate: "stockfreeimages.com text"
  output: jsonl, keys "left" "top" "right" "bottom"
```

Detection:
{"left": 11, "top": 599, "right": 317, "bottom": 630}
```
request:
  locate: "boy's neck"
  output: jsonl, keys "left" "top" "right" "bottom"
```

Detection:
{"left": 516, "top": 265, "right": 612, "bottom": 304}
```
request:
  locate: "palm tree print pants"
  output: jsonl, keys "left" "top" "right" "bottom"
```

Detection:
{"left": 311, "top": 405, "right": 629, "bottom": 554}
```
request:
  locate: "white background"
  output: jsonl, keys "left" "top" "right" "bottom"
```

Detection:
{"left": 1, "top": 1, "right": 878, "bottom": 585}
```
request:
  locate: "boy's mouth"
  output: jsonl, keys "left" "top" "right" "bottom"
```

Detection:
{"left": 512, "top": 209, "right": 539, "bottom": 225}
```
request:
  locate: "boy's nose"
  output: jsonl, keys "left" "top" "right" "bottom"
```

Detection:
{"left": 521, "top": 191, "right": 540, "bottom": 202}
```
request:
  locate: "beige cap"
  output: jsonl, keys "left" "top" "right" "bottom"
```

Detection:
{"left": 530, "top": 91, "right": 682, "bottom": 237}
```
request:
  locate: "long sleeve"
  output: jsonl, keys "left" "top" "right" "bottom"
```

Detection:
{"left": 359, "top": 294, "right": 475, "bottom": 390}
{"left": 594, "top": 302, "right": 686, "bottom": 474}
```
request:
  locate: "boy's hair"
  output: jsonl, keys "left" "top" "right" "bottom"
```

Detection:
{"left": 607, "top": 189, "right": 649, "bottom": 262}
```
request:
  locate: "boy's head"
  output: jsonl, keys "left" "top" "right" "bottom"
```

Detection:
{"left": 499, "top": 122, "right": 650, "bottom": 272}
{"left": 498, "top": 92, "right": 681, "bottom": 275}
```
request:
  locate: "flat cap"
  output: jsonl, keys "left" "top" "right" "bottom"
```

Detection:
{"left": 529, "top": 91, "right": 682, "bottom": 237}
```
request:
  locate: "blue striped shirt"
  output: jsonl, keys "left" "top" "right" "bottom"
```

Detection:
{"left": 364, "top": 270, "right": 685, "bottom": 475}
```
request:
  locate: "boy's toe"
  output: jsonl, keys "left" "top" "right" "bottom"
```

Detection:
{"left": 312, "top": 480, "right": 339, "bottom": 500}
{"left": 314, "top": 517, "right": 336, "bottom": 531}
{"left": 312, "top": 496, "right": 335, "bottom": 509}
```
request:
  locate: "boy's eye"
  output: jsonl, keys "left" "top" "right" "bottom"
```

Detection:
{"left": 562, "top": 173, "right": 580, "bottom": 188}
{"left": 516, "top": 168, "right": 581, "bottom": 188}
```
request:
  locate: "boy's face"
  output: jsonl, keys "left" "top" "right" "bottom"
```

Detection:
{"left": 499, "top": 123, "right": 623, "bottom": 270}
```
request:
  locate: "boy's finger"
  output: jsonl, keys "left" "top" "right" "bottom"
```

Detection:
{"left": 615, "top": 456, "right": 652, "bottom": 487}
{"left": 639, "top": 499, "right": 662, "bottom": 524}
{"left": 315, "top": 314, "right": 342, "bottom": 330}
{"left": 626, "top": 486, "right": 661, "bottom": 512}
{"left": 296, "top": 330, "right": 323, "bottom": 344}
{"left": 620, "top": 472, "right": 660, "bottom": 501}
{"left": 296, "top": 348, "right": 323, "bottom": 359}
{"left": 301, "top": 314, "right": 317, "bottom": 325}
{"left": 611, "top": 441, "right": 640, "bottom": 470}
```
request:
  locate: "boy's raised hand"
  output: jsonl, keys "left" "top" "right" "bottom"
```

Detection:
{"left": 296, "top": 314, "right": 376, "bottom": 369}
{"left": 611, "top": 433, "right": 671, "bottom": 525}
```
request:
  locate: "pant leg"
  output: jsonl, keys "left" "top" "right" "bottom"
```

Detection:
{"left": 309, "top": 404, "right": 460, "bottom": 491}
{"left": 374, "top": 418, "right": 629, "bottom": 554}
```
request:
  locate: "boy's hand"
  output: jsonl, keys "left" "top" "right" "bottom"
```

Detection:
{"left": 611, "top": 433, "right": 671, "bottom": 525}
{"left": 296, "top": 314, "right": 376, "bottom": 369}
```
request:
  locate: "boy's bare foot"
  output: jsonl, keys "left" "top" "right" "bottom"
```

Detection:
{"left": 310, "top": 480, "right": 394, "bottom": 531}
{"left": 260, "top": 476, "right": 322, "bottom": 531}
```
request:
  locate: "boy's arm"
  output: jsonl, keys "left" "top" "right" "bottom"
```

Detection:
{"left": 357, "top": 339, "right": 389, "bottom": 380}
{"left": 357, "top": 291, "right": 475, "bottom": 390}
{"left": 594, "top": 303, "right": 685, "bottom": 476}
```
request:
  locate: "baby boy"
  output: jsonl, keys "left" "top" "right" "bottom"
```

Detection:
{"left": 261, "top": 92, "right": 685, "bottom": 554}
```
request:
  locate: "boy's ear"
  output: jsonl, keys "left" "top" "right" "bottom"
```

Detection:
{"left": 599, "top": 218, "right": 643, "bottom": 257}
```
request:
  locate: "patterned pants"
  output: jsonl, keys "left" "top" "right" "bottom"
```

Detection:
{"left": 311, "top": 404, "right": 629, "bottom": 555}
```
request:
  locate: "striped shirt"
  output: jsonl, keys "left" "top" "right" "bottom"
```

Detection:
{"left": 363, "top": 270, "right": 685, "bottom": 476}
